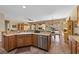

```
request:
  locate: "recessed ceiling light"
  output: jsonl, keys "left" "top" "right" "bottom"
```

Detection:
{"left": 22, "top": 5, "right": 26, "bottom": 8}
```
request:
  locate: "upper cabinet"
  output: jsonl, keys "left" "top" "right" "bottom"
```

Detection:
{"left": 17, "top": 23, "right": 30, "bottom": 31}
{"left": 77, "top": 6, "right": 79, "bottom": 25}
{"left": 70, "top": 6, "right": 77, "bottom": 21}
{"left": 66, "top": 6, "right": 79, "bottom": 35}
{"left": 70, "top": 6, "right": 79, "bottom": 25}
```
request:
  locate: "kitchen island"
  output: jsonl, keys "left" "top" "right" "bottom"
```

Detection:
{"left": 2, "top": 32, "right": 51, "bottom": 52}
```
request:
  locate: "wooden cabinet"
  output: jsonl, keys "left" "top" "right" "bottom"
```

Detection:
{"left": 77, "top": 6, "right": 79, "bottom": 24}
{"left": 8, "top": 35, "right": 16, "bottom": 51}
{"left": 24, "top": 34, "right": 32, "bottom": 46}
{"left": 2, "top": 36, "right": 9, "bottom": 51}
{"left": 77, "top": 42, "right": 79, "bottom": 53}
{"left": 71, "top": 39, "right": 77, "bottom": 54}
{"left": 17, "top": 23, "right": 24, "bottom": 31}
{"left": 16, "top": 35, "right": 25, "bottom": 47}
{"left": 2, "top": 33, "right": 51, "bottom": 52}
{"left": 2, "top": 35, "right": 16, "bottom": 51}
{"left": 32, "top": 34, "right": 38, "bottom": 46}
{"left": 17, "top": 34, "right": 32, "bottom": 47}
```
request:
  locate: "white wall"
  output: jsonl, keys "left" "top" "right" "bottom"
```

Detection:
{"left": 0, "top": 12, "right": 5, "bottom": 32}
{"left": 0, "top": 12, "right": 5, "bottom": 42}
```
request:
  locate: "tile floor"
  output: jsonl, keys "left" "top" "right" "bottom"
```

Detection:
{"left": 0, "top": 35, "right": 71, "bottom": 54}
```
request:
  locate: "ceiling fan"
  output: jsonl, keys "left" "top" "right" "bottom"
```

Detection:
{"left": 27, "top": 17, "right": 33, "bottom": 21}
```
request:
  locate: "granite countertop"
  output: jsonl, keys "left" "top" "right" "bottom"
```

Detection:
{"left": 3, "top": 32, "right": 51, "bottom": 36}
{"left": 69, "top": 35, "right": 79, "bottom": 42}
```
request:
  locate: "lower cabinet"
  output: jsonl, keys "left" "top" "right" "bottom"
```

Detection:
{"left": 8, "top": 35, "right": 16, "bottom": 51}
{"left": 2, "top": 34, "right": 51, "bottom": 52}
{"left": 2, "top": 36, "right": 9, "bottom": 51}
{"left": 77, "top": 42, "right": 79, "bottom": 53}
{"left": 71, "top": 39, "right": 77, "bottom": 54}
{"left": 16, "top": 35, "right": 25, "bottom": 47}
{"left": 2, "top": 35, "right": 16, "bottom": 51}
{"left": 32, "top": 34, "right": 38, "bottom": 46}
{"left": 24, "top": 34, "right": 32, "bottom": 46}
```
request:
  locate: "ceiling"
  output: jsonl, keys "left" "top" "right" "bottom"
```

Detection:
{"left": 0, "top": 5, "right": 75, "bottom": 22}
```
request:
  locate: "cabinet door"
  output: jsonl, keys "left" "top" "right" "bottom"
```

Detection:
{"left": 2, "top": 36, "right": 9, "bottom": 51}
{"left": 8, "top": 35, "right": 16, "bottom": 51}
{"left": 17, "top": 35, "right": 24, "bottom": 47}
{"left": 77, "top": 42, "right": 79, "bottom": 53}
{"left": 42, "top": 36, "right": 48, "bottom": 50}
{"left": 71, "top": 39, "right": 77, "bottom": 54}
{"left": 24, "top": 34, "right": 32, "bottom": 46}
{"left": 68, "top": 39, "right": 72, "bottom": 53}
{"left": 32, "top": 34, "right": 38, "bottom": 46}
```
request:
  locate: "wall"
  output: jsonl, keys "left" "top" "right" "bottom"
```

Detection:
{"left": 0, "top": 12, "right": 5, "bottom": 32}
{"left": 0, "top": 12, "right": 5, "bottom": 42}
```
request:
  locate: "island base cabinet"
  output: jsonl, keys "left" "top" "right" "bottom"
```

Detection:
{"left": 8, "top": 36, "right": 16, "bottom": 51}
{"left": 2, "top": 35, "right": 16, "bottom": 51}
{"left": 16, "top": 35, "right": 25, "bottom": 47}
{"left": 2, "top": 36, "right": 9, "bottom": 51}
{"left": 24, "top": 34, "right": 32, "bottom": 46}
{"left": 2, "top": 33, "right": 51, "bottom": 52}
{"left": 32, "top": 35, "right": 38, "bottom": 47}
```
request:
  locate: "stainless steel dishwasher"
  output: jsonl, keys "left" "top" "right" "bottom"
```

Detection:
{"left": 38, "top": 35, "right": 43, "bottom": 48}
{"left": 42, "top": 36, "right": 48, "bottom": 50}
